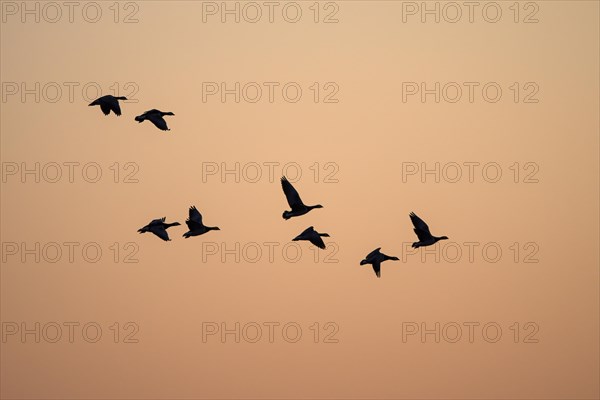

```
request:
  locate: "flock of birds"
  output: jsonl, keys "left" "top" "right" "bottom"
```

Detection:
{"left": 90, "top": 95, "right": 449, "bottom": 278}
{"left": 89, "top": 95, "right": 175, "bottom": 131}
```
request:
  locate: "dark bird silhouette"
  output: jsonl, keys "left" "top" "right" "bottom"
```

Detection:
{"left": 280, "top": 176, "right": 323, "bottom": 220}
{"left": 135, "top": 109, "right": 174, "bottom": 131}
{"left": 410, "top": 212, "right": 448, "bottom": 248}
{"left": 137, "top": 217, "right": 180, "bottom": 241}
{"left": 183, "top": 206, "right": 220, "bottom": 238}
{"left": 360, "top": 248, "right": 399, "bottom": 278}
{"left": 89, "top": 95, "right": 127, "bottom": 116}
{"left": 292, "top": 226, "right": 330, "bottom": 249}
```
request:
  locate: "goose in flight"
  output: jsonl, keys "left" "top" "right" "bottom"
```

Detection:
{"left": 280, "top": 176, "right": 323, "bottom": 220}
{"left": 89, "top": 95, "right": 127, "bottom": 116}
{"left": 410, "top": 212, "right": 448, "bottom": 248}
{"left": 292, "top": 226, "right": 330, "bottom": 249}
{"left": 137, "top": 217, "right": 180, "bottom": 241}
{"left": 360, "top": 248, "right": 399, "bottom": 278}
{"left": 183, "top": 206, "right": 220, "bottom": 238}
{"left": 135, "top": 109, "right": 174, "bottom": 131}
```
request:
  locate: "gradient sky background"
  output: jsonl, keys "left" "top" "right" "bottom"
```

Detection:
{"left": 1, "top": 1, "right": 599, "bottom": 399}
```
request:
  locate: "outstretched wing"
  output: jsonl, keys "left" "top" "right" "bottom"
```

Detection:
{"left": 365, "top": 247, "right": 381, "bottom": 260}
{"left": 100, "top": 103, "right": 111, "bottom": 115}
{"left": 108, "top": 97, "right": 122, "bottom": 116}
{"left": 147, "top": 114, "right": 169, "bottom": 131}
{"left": 281, "top": 176, "right": 304, "bottom": 209}
{"left": 372, "top": 261, "right": 381, "bottom": 278}
{"left": 309, "top": 234, "right": 326, "bottom": 250}
{"left": 186, "top": 206, "right": 203, "bottom": 230}
{"left": 150, "top": 226, "right": 170, "bottom": 241}
{"left": 300, "top": 226, "right": 314, "bottom": 236}
{"left": 149, "top": 217, "right": 165, "bottom": 225}
{"left": 410, "top": 212, "right": 433, "bottom": 241}
{"left": 189, "top": 207, "right": 202, "bottom": 223}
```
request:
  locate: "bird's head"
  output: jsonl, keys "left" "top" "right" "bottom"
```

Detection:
{"left": 165, "top": 112, "right": 175, "bottom": 116}
{"left": 313, "top": 204, "right": 324, "bottom": 209}
{"left": 282, "top": 211, "right": 292, "bottom": 220}
{"left": 389, "top": 256, "right": 400, "bottom": 261}
{"left": 172, "top": 222, "right": 181, "bottom": 226}
{"left": 117, "top": 96, "right": 128, "bottom": 100}
{"left": 360, "top": 259, "right": 369, "bottom": 266}
{"left": 440, "top": 236, "right": 449, "bottom": 240}
{"left": 212, "top": 226, "right": 221, "bottom": 231}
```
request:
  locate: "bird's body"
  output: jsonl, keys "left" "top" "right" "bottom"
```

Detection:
{"left": 138, "top": 217, "right": 180, "bottom": 241}
{"left": 293, "top": 226, "right": 330, "bottom": 249}
{"left": 409, "top": 212, "right": 448, "bottom": 248}
{"left": 360, "top": 248, "right": 399, "bottom": 278}
{"left": 135, "top": 109, "right": 174, "bottom": 131}
{"left": 183, "top": 206, "right": 220, "bottom": 238}
{"left": 89, "top": 95, "right": 127, "bottom": 116}
{"left": 280, "top": 176, "right": 323, "bottom": 220}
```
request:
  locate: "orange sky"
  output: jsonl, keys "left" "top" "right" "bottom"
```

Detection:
{"left": 1, "top": 1, "right": 599, "bottom": 399}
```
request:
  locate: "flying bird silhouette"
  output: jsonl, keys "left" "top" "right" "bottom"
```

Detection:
{"left": 360, "top": 248, "right": 399, "bottom": 278}
{"left": 137, "top": 217, "right": 180, "bottom": 241}
{"left": 280, "top": 176, "right": 323, "bottom": 220}
{"left": 183, "top": 206, "right": 220, "bottom": 238}
{"left": 89, "top": 95, "right": 127, "bottom": 116}
{"left": 135, "top": 109, "right": 174, "bottom": 131}
{"left": 292, "top": 226, "right": 330, "bottom": 249}
{"left": 409, "top": 212, "right": 448, "bottom": 248}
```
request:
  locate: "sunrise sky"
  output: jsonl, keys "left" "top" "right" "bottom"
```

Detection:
{"left": 1, "top": 1, "right": 599, "bottom": 399}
